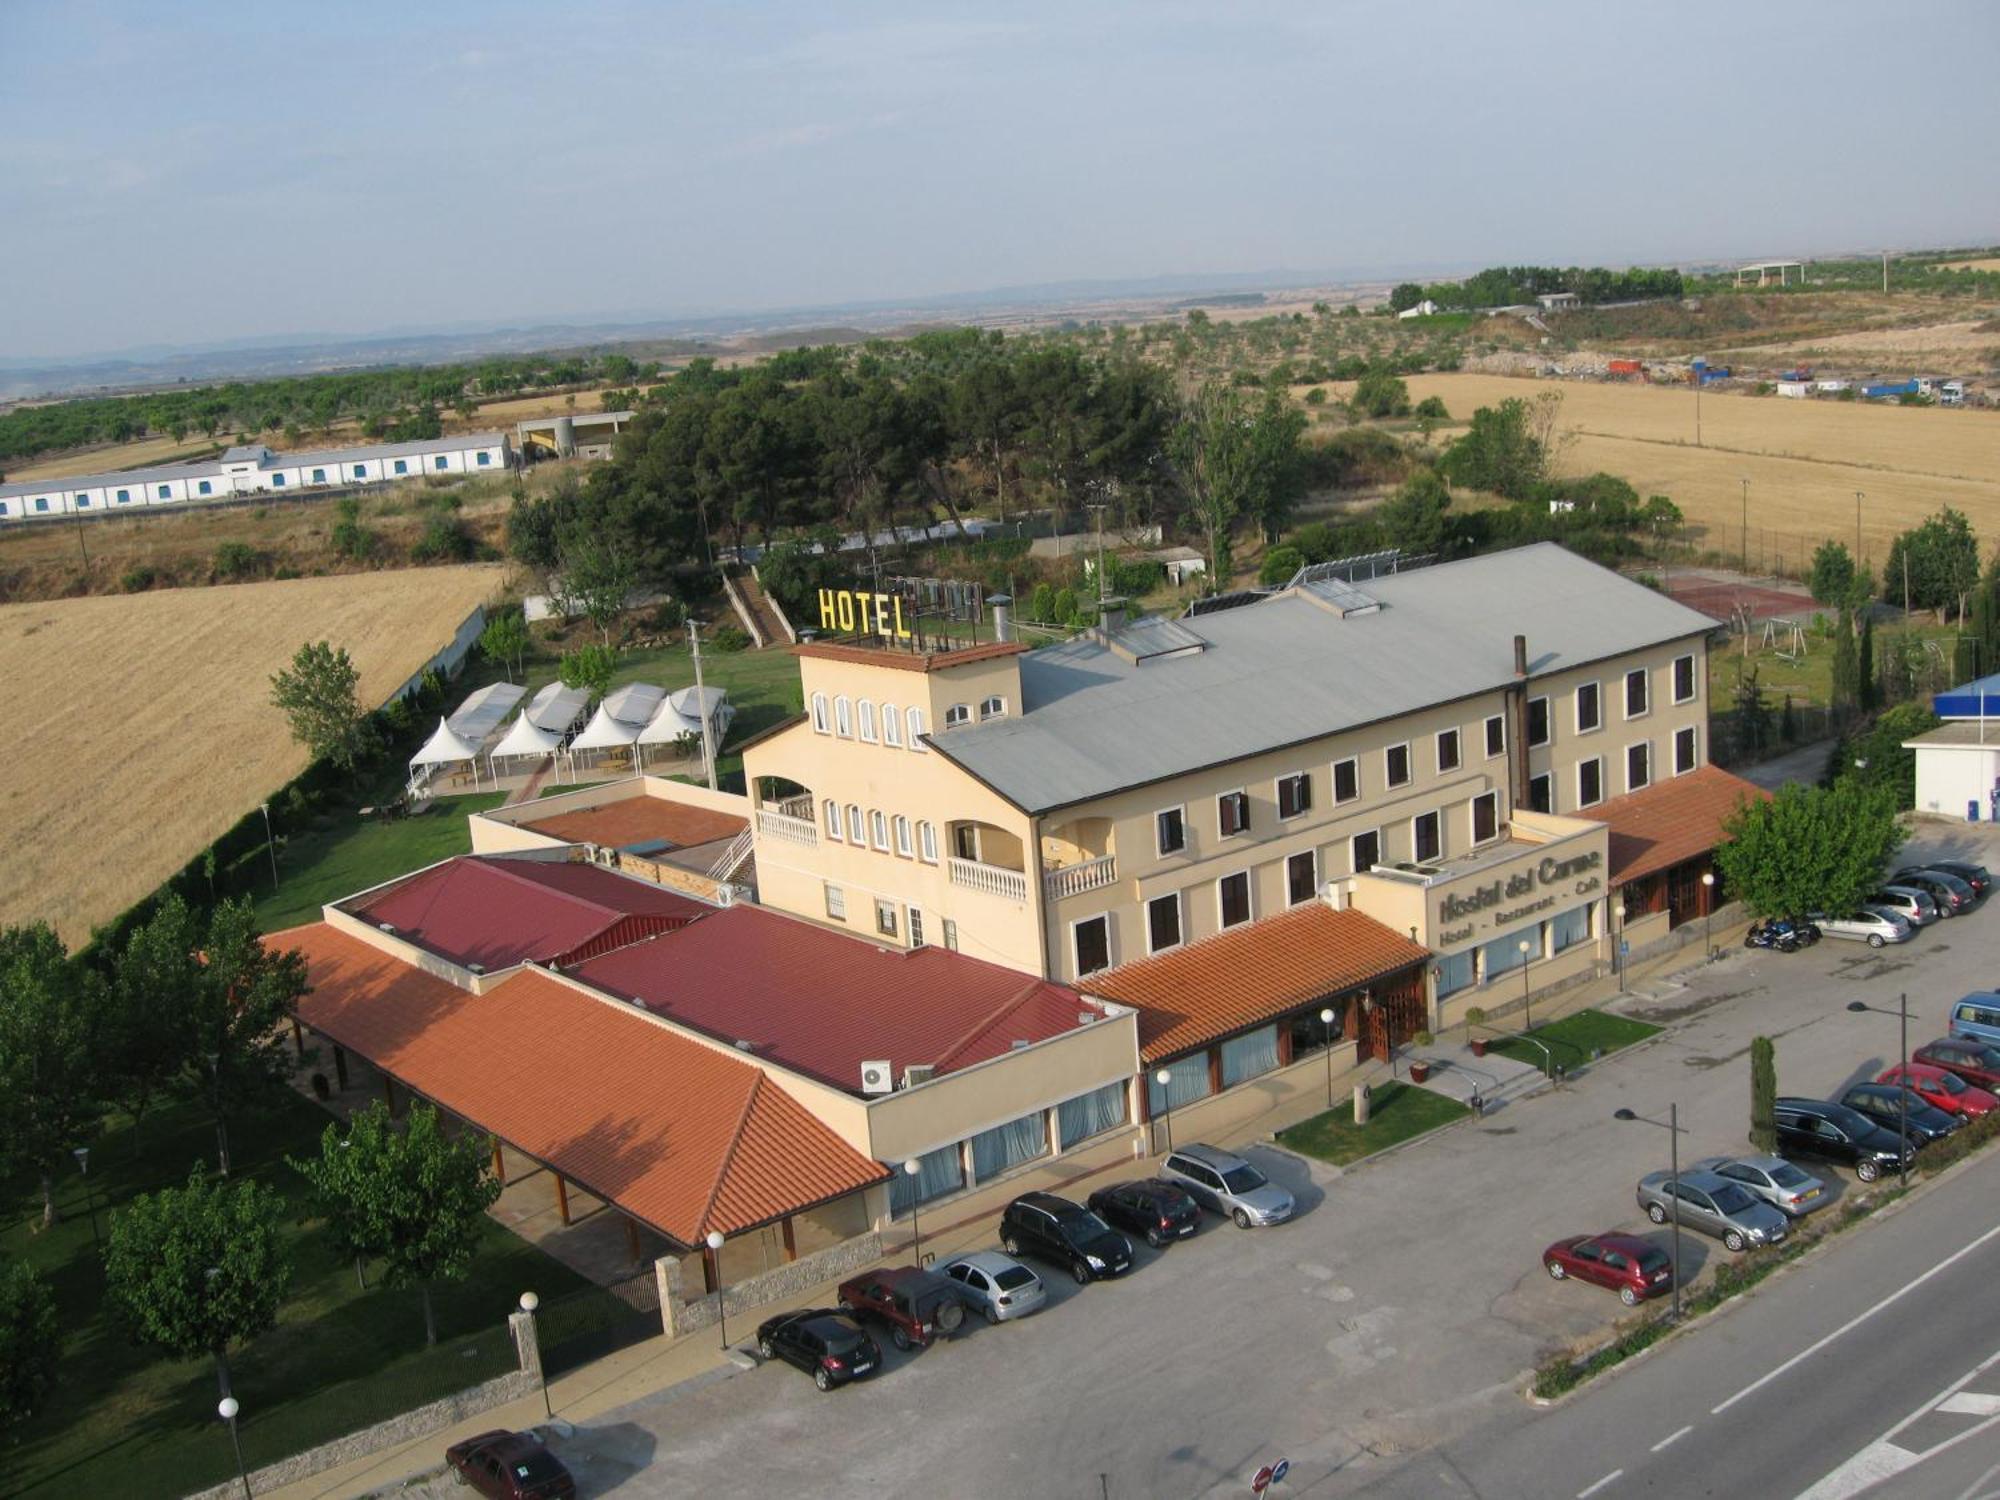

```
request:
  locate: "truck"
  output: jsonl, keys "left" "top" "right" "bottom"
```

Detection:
{"left": 1607, "top": 359, "right": 1644, "bottom": 377}
{"left": 1861, "top": 379, "right": 1920, "bottom": 400}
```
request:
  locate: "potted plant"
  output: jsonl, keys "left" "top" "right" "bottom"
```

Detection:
{"left": 1465, "top": 1007, "right": 1488, "bottom": 1057}
{"left": 1408, "top": 1030, "right": 1435, "bottom": 1083}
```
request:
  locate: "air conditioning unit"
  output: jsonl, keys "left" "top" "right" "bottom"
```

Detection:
{"left": 859, "top": 1059, "right": 894, "bottom": 1095}
{"left": 901, "top": 1064, "right": 936, "bottom": 1089}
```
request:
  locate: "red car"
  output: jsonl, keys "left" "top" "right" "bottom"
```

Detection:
{"left": 1543, "top": 1233, "right": 1675, "bottom": 1307}
{"left": 1878, "top": 1061, "right": 1999, "bottom": 1118}
{"left": 835, "top": 1266, "right": 966, "bottom": 1351}
{"left": 1913, "top": 1037, "right": 2000, "bottom": 1093}
{"left": 445, "top": 1430, "right": 574, "bottom": 1500}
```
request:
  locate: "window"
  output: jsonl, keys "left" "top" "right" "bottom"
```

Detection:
{"left": 1471, "top": 791, "right": 1498, "bottom": 844}
{"left": 311, "top": 468, "right": 326, "bottom": 483}
{"left": 1485, "top": 714, "right": 1506, "bottom": 758}
{"left": 875, "top": 899, "right": 899, "bottom": 939}
{"left": 906, "top": 706, "right": 928, "bottom": 748}
{"left": 1551, "top": 904, "right": 1592, "bottom": 953}
{"left": 1332, "top": 757, "right": 1359, "bottom": 803}
{"left": 1156, "top": 806, "right": 1186, "bottom": 856}
{"left": 954, "top": 824, "right": 980, "bottom": 862}
{"left": 1673, "top": 653, "right": 1697, "bottom": 705}
{"left": 116, "top": 488, "right": 130, "bottom": 503}
{"left": 908, "top": 908, "right": 925, "bottom": 947}
{"left": 1218, "top": 871, "right": 1252, "bottom": 928}
{"left": 858, "top": 700, "right": 878, "bottom": 742}
{"left": 1385, "top": 743, "right": 1412, "bottom": 788}
{"left": 883, "top": 705, "right": 903, "bottom": 747}
{"left": 1147, "top": 893, "right": 1183, "bottom": 953}
{"left": 393, "top": 459, "right": 408, "bottom": 475}
{"left": 846, "top": 804, "right": 864, "bottom": 844}
{"left": 157, "top": 484, "right": 171, "bottom": 499}
{"left": 1351, "top": 829, "right": 1381, "bottom": 873}
{"left": 1413, "top": 811, "right": 1441, "bottom": 862}
{"left": 270, "top": 473, "right": 284, "bottom": 487}
{"left": 476, "top": 451, "right": 492, "bottom": 466}
{"left": 1625, "top": 668, "right": 1649, "bottom": 718}
{"left": 1058, "top": 1081, "right": 1126, "bottom": 1149}
{"left": 824, "top": 884, "right": 846, "bottom": 920}
{"left": 1481, "top": 928, "right": 1537, "bottom": 979}
{"left": 1436, "top": 948, "right": 1475, "bottom": 998}
{"left": 1277, "top": 772, "right": 1311, "bottom": 820}
{"left": 1674, "top": 725, "right": 1698, "bottom": 776}
{"left": 76, "top": 496, "right": 89, "bottom": 508}
{"left": 34, "top": 498, "right": 48, "bottom": 513}
{"left": 1220, "top": 1026, "right": 1280, "bottom": 1088}
{"left": 1576, "top": 681, "right": 1601, "bottom": 734}
{"left": 1218, "top": 790, "right": 1250, "bottom": 838}
{"left": 435, "top": 455, "right": 449, "bottom": 470}
{"left": 810, "top": 692, "right": 831, "bottom": 734}
{"left": 822, "top": 799, "right": 840, "bottom": 839}
{"left": 1527, "top": 696, "right": 1550, "bottom": 748}
{"left": 870, "top": 810, "right": 889, "bottom": 850}
{"left": 944, "top": 703, "right": 971, "bottom": 728}
{"left": 1626, "top": 742, "right": 1651, "bottom": 792}
{"left": 834, "top": 696, "right": 853, "bottom": 737}
{"left": 941, "top": 917, "right": 957, "bottom": 951}
{"left": 1287, "top": 849, "right": 1317, "bottom": 905}
{"left": 1073, "top": 915, "right": 1111, "bottom": 976}
{"left": 979, "top": 695, "right": 1006, "bottom": 720}
{"left": 1528, "top": 772, "right": 1553, "bottom": 813}
{"left": 893, "top": 815, "right": 913, "bottom": 857}
{"left": 1436, "top": 728, "right": 1461, "bottom": 773}
{"left": 918, "top": 821, "right": 939, "bottom": 862}
{"left": 889, "top": 1144, "right": 963, "bottom": 1217}
{"left": 197, "top": 480, "right": 213, "bottom": 496}
{"left": 352, "top": 464, "right": 367, "bottom": 479}
{"left": 1147, "top": 1057, "right": 1213, "bottom": 1115}
{"left": 1577, "top": 757, "right": 1604, "bottom": 808}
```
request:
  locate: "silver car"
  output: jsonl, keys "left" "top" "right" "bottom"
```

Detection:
{"left": 1161, "top": 1144, "right": 1295, "bottom": 1228}
{"left": 1809, "top": 909, "right": 1911, "bottom": 947}
{"left": 936, "top": 1251, "right": 1046, "bottom": 1324}
{"left": 1872, "top": 885, "right": 1940, "bottom": 927}
{"left": 1636, "top": 1169, "right": 1790, "bottom": 1252}
{"left": 1689, "top": 1154, "right": 1829, "bottom": 1218}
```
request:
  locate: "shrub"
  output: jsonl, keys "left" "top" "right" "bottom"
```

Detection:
{"left": 212, "top": 541, "right": 261, "bottom": 580}
{"left": 1027, "top": 582, "right": 1057, "bottom": 623}
{"left": 709, "top": 624, "right": 751, "bottom": 653}
{"left": 1304, "top": 388, "right": 1328, "bottom": 406}
{"left": 411, "top": 512, "right": 473, "bottom": 563}
{"left": 1259, "top": 546, "right": 1304, "bottom": 587}
{"left": 651, "top": 597, "right": 688, "bottom": 632}
{"left": 1352, "top": 370, "right": 1412, "bottom": 418}
{"left": 120, "top": 565, "right": 156, "bottom": 593}
{"left": 330, "top": 498, "right": 376, "bottom": 562}
{"left": 1052, "top": 587, "right": 1078, "bottom": 625}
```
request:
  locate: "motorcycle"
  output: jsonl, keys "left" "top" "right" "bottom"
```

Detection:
{"left": 1745, "top": 918, "right": 1803, "bottom": 953}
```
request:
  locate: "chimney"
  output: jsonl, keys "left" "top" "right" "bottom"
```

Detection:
{"left": 1098, "top": 595, "right": 1129, "bottom": 637}
{"left": 1513, "top": 634, "right": 1528, "bottom": 678}
{"left": 986, "top": 593, "right": 1012, "bottom": 644}
{"left": 1509, "top": 633, "right": 1531, "bottom": 809}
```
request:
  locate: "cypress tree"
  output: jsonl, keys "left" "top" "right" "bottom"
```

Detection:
{"left": 1830, "top": 607, "right": 1859, "bottom": 713}
{"left": 1857, "top": 612, "right": 1876, "bottom": 711}
{"left": 1750, "top": 1037, "right": 1777, "bottom": 1154}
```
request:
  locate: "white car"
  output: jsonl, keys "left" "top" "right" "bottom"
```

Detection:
{"left": 1811, "top": 909, "right": 1911, "bottom": 947}
{"left": 936, "top": 1251, "right": 1047, "bottom": 1324}
{"left": 1871, "top": 885, "right": 1939, "bottom": 927}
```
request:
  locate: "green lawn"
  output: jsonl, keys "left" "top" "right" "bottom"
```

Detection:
{"left": 1275, "top": 1081, "right": 1470, "bottom": 1167}
{"left": 2, "top": 1090, "right": 623, "bottom": 1500}
{"left": 252, "top": 791, "right": 509, "bottom": 933}
{"left": 1486, "top": 1008, "right": 1661, "bottom": 1075}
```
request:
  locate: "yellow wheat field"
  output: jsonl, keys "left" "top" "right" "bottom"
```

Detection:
{"left": 1938, "top": 258, "right": 2000, "bottom": 273}
{"left": 0, "top": 565, "right": 503, "bottom": 947}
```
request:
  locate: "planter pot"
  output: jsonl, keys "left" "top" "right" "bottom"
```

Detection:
{"left": 1408, "top": 1061, "right": 1432, "bottom": 1084}
{"left": 1469, "top": 1039, "right": 1488, "bottom": 1059}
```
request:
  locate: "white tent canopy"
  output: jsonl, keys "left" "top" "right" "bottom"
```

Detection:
{"left": 488, "top": 681, "right": 591, "bottom": 764}
{"left": 569, "top": 682, "right": 667, "bottom": 756}
{"left": 408, "top": 681, "right": 526, "bottom": 791}
{"left": 636, "top": 684, "right": 734, "bottom": 750}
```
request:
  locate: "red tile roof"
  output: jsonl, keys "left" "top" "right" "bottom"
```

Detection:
{"left": 1087, "top": 904, "right": 1432, "bottom": 1062}
{"left": 1577, "top": 765, "right": 1769, "bottom": 885}
{"left": 571, "top": 905, "right": 1095, "bottom": 1093}
{"left": 346, "top": 855, "right": 706, "bottom": 972}
{"left": 276, "top": 923, "right": 886, "bottom": 1245}
{"left": 524, "top": 799, "right": 747, "bottom": 852}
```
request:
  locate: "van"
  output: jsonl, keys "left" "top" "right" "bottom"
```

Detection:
{"left": 1949, "top": 994, "right": 2000, "bottom": 1046}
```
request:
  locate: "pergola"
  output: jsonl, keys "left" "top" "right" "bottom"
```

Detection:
{"left": 488, "top": 680, "right": 592, "bottom": 777}
{"left": 1734, "top": 260, "right": 1805, "bottom": 287}
{"left": 409, "top": 681, "right": 525, "bottom": 793}
{"left": 635, "top": 685, "right": 734, "bottom": 769}
{"left": 567, "top": 682, "right": 667, "bottom": 772}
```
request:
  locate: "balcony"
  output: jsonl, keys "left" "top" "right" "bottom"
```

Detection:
{"left": 755, "top": 808, "right": 819, "bottom": 847}
{"left": 1044, "top": 854, "right": 1117, "bottom": 901}
{"left": 948, "top": 856, "right": 1028, "bottom": 903}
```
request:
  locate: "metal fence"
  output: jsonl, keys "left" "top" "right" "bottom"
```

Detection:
{"left": 537, "top": 1272, "right": 662, "bottom": 1378}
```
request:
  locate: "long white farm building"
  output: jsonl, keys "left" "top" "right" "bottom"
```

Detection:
{"left": 0, "top": 432, "right": 515, "bottom": 521}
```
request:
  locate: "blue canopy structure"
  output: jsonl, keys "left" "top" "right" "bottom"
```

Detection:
{"left": 1935, "top": 673, "right": 2000, "bottom": 720}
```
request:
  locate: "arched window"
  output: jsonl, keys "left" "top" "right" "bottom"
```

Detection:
{"left": 858, "top": 700, "right": 879, "bottom": 742}
{"left": 846, "top": 804, "right": 865, "bottom": 844}
{"left": 979, "top": 695, "right": 1006, "bottom": 721}
{"left": 822, "top": 799, "right": 841, "bottom": 839}
{"left": 834, "top": 697, "right": 854, "bottom": 737}
{"left": 893, "top": 815, "right": 913, "bottom": 856}
{"left": 907, "top": 706, "right": 929, "bottom": 751}
{"left": 918, "top": 821, "right": 939, "bottom": 862}
{"left": 810, "top": 693, "right": 830, "bottom": 734}
{"left": 870, "top": 810, "right": 889, "bottom": 850}
{"left": 944, "top": 703, "right": 971, "bottom": 729}
{"left": 882, "top": 704, "right": 903, "bottom": 747}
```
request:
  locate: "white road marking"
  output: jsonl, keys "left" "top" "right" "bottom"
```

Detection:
{"left": 1939, "top": 1392, "right": 2000, "bottom": 1416}
{"left": 1650, "top": 1424, "right": 1693, "bottom": 1452}
{"left": 1712, "top": 1217, "right": 2000, "bottom": 1415}
{"left": 1577, "top": 1468, "right": 1623, "bottom": 1499}
{"left": 1792, "top": 1440, "right": 1917, "bottom": 1500}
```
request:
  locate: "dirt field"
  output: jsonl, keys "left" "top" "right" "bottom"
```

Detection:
{"left": 1392, "top": 372, "right": 2000, "bottom": 564}
{"left": 10, "top": 433, "right": 225, "bottom": 481}
{"left": 1939, "top": 258, "right": 2000, "bottom": 273}
{"left": 0, "top": 565, "right": 503, "bottom": 946}
{"left": 1714, "top": 319, "right": 2000, "bottom": 364}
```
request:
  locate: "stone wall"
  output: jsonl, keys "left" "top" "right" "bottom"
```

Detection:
{"left": 656, "top": 1230, "right": 885, "bottom": 1337}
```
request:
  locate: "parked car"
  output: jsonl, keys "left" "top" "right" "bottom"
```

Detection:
{"left": 836, "top": 1266, "right": 968, "bottom": 1350}
{"left": 1689, "top": 1153, "right": 1829, "bottom": 1217}
{"left": 1918, "top": 859, "right": 1991, "bottom": 897}
{"left": 1543, "top": 1232, "right": 1676, "bottom": 1306}
{"left": 1913, "top": 1035, "right": 2000, "bottom": 1091}
{"left": 445, "top": 1431, "right": 576, "bottom": 1500}
{"left": 1870, "top": 886, "right": 1940, "bottom": 927}
{"left": 999, "top": 1192, "right": 1134, "bottom": 1283}
{"left": 1839, "top": 1083, "right": 1964, "bottom": 1145}
{"left": 1087, "top": 1178, "right": 1203, "bottom": 1248}
{"left": 1635, "top": 1170, "right": 1790, "bottom": 1252}
{"left": 1949, "top": 994, "right": 2000, "bottom": 1048}
{"left": 1877, "top": 1061, "right": 1999, "bottom": 1118}
{"left": 754, "top": 1308, "right": 882, "bottom": 1391}
{"left": 1808, "top": 909, "right": 1911, "bottom": 947}
{"left": 936, "top": 1251, "right": 1046, "bottom": 1324}
{"left": 1772, "top": 1097, "right": 1915, "bottom": 1182}
{"left": 1892, "top": 868, "right": 1976, "bottom": 916}
{"left": 1160, "top": 1144, "right": 1296, "bottom": 1228}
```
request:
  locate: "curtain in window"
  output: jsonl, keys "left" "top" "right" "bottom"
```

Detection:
{"left": 1479, "top": 928, "right": 1537, "bottom": 981}
{"left": 1437, "top": 948, "right": 1476, "bottom": 998}
{"left": 1146, "top": 1056, "right": 1214, "bottom": 1115}
{"left": 1219, "top": 1026, "right": 1280, "bottom": 1088}
{"left": 1551, "top": 904, "right": 1592, "bottom": 953}
{"left": 887, "top": 1144, "right": 964, "bottom": 1218}
{"left": 970, "top": 1112, "right": 1049, "bottom": 1182}
{"left": 1057, "top": 1082, "right": 1128, "bottom": 1149}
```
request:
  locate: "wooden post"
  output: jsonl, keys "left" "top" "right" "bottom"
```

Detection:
{"left": 781, "top": 1216, "right": 798, "bottom": 1263}
{"left": 333, "top": 1044, "right": 349, "bottom": 1091}
{"left": 701, "top": 1246, "right": 718, "bottom": 1294}
{"left": 382, "top": 1075, "right": 395, "bottom": 1115}
{"left": 626, "top": 1216, "right": 642, "bottom": 1266}
{"left": 491, "top": 1137, "right": 506, "bottom": 1187}
{"left": 555, "top": 1174, "right": 572, "bottom": 1226}
{"left": 289, "top": 1017, "right": 305, "bottom": 1058}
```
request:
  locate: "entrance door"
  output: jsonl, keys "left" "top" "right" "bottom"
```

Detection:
{"left": 1667, "top": 865, "right": 1706, "bottom": 929}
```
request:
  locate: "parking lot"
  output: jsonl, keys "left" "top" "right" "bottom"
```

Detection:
{"left": 511, "top": 826, "right": 2000, "bottom": 1500}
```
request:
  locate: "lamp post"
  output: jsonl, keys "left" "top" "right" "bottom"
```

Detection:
{"left": 1612, "top": 902, "right": 1626, "bottom": 992}
{"left": 217, "top": 1397, "right": 252, "bottom": 1500}
{"left": 1154, "top": 1068, "right": 1176, "bottom": 1154}
{"left": 519, "top": 1291, "right": 551, "bottom": 1418}
{"left": 902, "top": 1159, "right": 925, "bottom": 1265}
{"left": 1855, "top": 490, "right": 1864, "bottom": 561}
{"left": 1517, "top": 938, "right": 1533, "bottom": 1031}
{"left": 1740, "top": 477, "right": 1750, "bottom": 571}
{"left": 1700, "top": 871, "right": 1716, "bottom": 957}
{"left": 259, "top": 802, "right": 279, "bottom": 891}
{"left": 1847, "top": 994, "right": 1914, "bottom": 1189}
{"left": 1613, "top": 1104, "right": 1685, "bottom": 1322}
{"left": 705, "top": 1231, "right": 730, "bottom": 1350}
{"left": 71, "top": 1146, "right": 100, "bottom": 1259}
{"left": 1318, "top": 1007, "right": 1338, "bottom": 1110}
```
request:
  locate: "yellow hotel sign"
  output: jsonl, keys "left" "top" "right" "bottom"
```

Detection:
{"left": 817, "top": 587, "right": 913, "bottom": 640}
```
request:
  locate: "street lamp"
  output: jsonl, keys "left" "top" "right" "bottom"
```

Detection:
{"left": 704, "top": 1231, "right": 730, "bottom": 1351}
{"left": 902, "top": 1159, "right": 925, "bottom": 1266}
{"left": 1153, "top": 1069, "right": 1176, "bottom": 1154}
{"left": 1517, "top": 938, "right": 1533, "bottom": 1031}
{"left": 1700, "top": 872, "right": 1716, "bottom": 957}
{"left": 1740, "top": 477, "right": 1750, "bottom": 571}
{"left": 518, "top": 1291, "right": 551, "bottom": 1418}
{"left": 1847, "top": 994, "right": 1914, "bottom": 1189}
{"left": 259, "top": 801, "right": 279, "bottom": 891}
{"left": 1612, "top": 902, "right": 1627, "bottom": 992}
{"left": 1613, "top": 1104, "right": 1686, "bottom": 1322}
{"left": 1318, "top": 1007, "right": 1337, "bottom": 1110}
{"left": 217, "top": 1396, "right": 252, "bottom": 1500}
{"left": 71, "top": 1146, "right": 101, "bottom": 1259}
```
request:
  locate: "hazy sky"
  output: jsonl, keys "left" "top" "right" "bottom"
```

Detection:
{"left": 3, "top": 0, "right": 1996, "bottom": 360}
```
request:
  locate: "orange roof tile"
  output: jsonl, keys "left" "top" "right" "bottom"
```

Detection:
{"left": 274, "top": 923, "right": 885, "bottom": 1246}
{"left": 1577, "top": 764, "right": 1769, "bottom": 885}
{"left": 1087, "top": 904, "right": 1430, "bottom": 1063}
{"left": 525, "top": 799, "right": 747, "bottom": 851}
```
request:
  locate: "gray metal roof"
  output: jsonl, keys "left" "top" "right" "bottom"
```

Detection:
{"left": 0, "top": 432, "right": 508, "bottom": 501}
{"left": 930, "top": 544, "right": 1718, "bottom": 814}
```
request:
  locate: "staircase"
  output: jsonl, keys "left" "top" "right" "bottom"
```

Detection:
{"left": 731, "top": 567, "right": 794, "bottom": 648}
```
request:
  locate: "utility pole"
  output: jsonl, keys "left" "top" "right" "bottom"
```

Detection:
{"left": 689, "top": 621, "right": 719, "bottom": 792}
{"left": 1882, "top": 251, "right": 1890, "bottom": 295}
{"left": 1855, "top": 491, "right": 1864, "bottom": 562}
{"left": 1740, "top": 477, "right": 1749, "bottom": 573}
{"left": 1087, "top": 501, "right": 1109, "bottom": 607}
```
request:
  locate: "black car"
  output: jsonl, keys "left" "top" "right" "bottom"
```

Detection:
{"left": 1839, "top": 1083, "right": 1963, "bottom": 1145}
{"left": 754, "top": 1308, "right": 882, "bottom": 1391}
{"left": 1087, "top": 1178, "right": 1202, "bottom": 1248}
{"left": 1772, "top": 1097, "right": 1914, "bottom": 1182}
{"left": 999, "top": 1191, "right": 1134, "bottom": 1283}
{"left": 1893, "top": 868, "right": 1976, "bottom": 916}
{"left": 1923, "top": 860, "right": 1991, "bottom": 897}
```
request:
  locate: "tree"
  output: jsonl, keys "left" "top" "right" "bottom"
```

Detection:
{"left": 1714, "top": 782, "right": 1904, "bottom": 920}
{"left": 1749, "top": 1037, "right": 1777, "bottom": 1154}
{"left": 1439, "top": 398, "right": 1544, "bottom": 499}
{"left": 1857, "top": 611, "right": 1877, "bottom": 712}
{"left": 1259, "top": 545, "right": 1305, "bottom": 588}
{"left": 1351, "top": 371, "right": 1411, "bottom": 419}
{"left": 270, "top": 640, "right": 372, "bottom": 771}
{"left": 478, "top": 608, "right": 531, "bottom": 683}
{"left": 1374, "top": 469, "right": 1454, "bottom": 557}
{"left": 1837, "top": 702, "right": 1940, "bottom": 809}
{"left": 558, "top": 643, "right": 615, "bottom": 700}
{"left": 1830, "top": 608, "right": 1860, "bottom": 714}
{"left": 0, "top": 925, "right": 103, "bottom": 1227}
{"left": 555, "top": 526, "right": 637, "bottom": 647}
{"left": 0, "top": 1262, "right": 60, "bottom": 1428}
{"left": 1808, "top": 540, "right": 1858, "bottom": 607}
{"left": 1733, "top": 663, "right": 1773, "bottom": 758}
{"left": 1387, "top": 283, "right": 1426, "bottom": 313}
{"left": 1168, "top": 385, "right": 1305, "bottom": 581}
{"left": 1881, "top": 507, "right": 1979, "bottom": 618}
{"left": 293, "top": 1102, "right": 502, "bottom": 1346}
{"left": 1413, "top": 396, "right": 1450, "bottom": 422}
{"left": 103, "top": 894, "right": 205, "bottom": 1151}
{"left": 105, "top": 1166, "right": 290, "bottom": 1398}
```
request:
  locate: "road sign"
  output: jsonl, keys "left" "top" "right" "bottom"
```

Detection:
{"left": 1251, "top": 1464, "right": 1275, "bottom": 1494}
{"left": 1271, "top": 1458, "right": 1291, "bottom": 1485}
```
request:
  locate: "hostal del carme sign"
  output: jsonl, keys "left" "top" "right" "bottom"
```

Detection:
{"left": 1436, "top": 848, "right": 1603, "bottom": 948}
